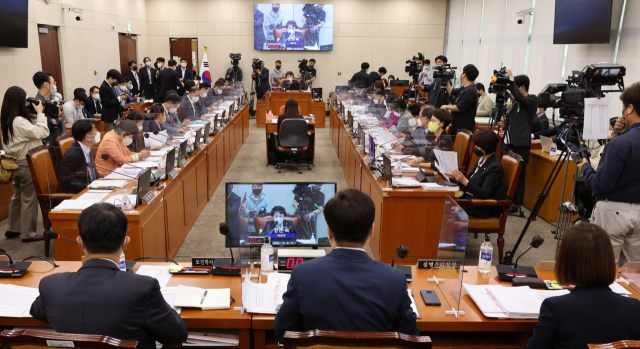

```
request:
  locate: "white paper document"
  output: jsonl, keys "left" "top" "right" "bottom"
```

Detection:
{"left": 464, "top": 284, "right": 569, "bottom": 319}
{"left": 150, "top": 151, "right": 168, "bottom": 157}
{"left": 583, "top": 97, "right": 610, "bottom": 140}
{"left": 104, "top": 194, "right": 137, "bottom": 206}
{"left": 88, "top": 180, "right": 127, "bottom": 188}
{"left": 174, "top": 285, "right": 231, "bottom": 310}
{"left": 136, "top": 265, "right": 173, "bottom": 288}
{"left": 184, "top": 330, "right": 239, "bottom": 347}
{"left": 391, "top": 177, "right": 421, "bottom": 187}
{"left": 0, "top": 284, "right": 40, "bottom": 318}
{"left": 160, "top": 287, "right": 181, "bottom": 314}
{"left": 242, "top": 273, "right": 289, "bottom": 314}
{"left": 433, "top": 149, "right": 458, "bottom": 175}
{"left": 52, "top": 199, "right": 97, "bottom": 211}
{"left": 75, "top": 192, "right": 109, "bottom": 203}
{"left": 407, "top": 289, "right": 421, "bottom": 319}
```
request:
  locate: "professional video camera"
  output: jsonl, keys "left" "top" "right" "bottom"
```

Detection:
{"left": 488, "top": 66, "right": 511, "bottom": 110}
{"left": 229, "top": 53, "right": 241, "bottom": 66}
{"left": 44, "top": 96, "right": 63, "bottom": 117}
{"left": 301, "top": 4, "right": 318, "bottom": 24}
{"left": 432, "top": 64, "right": 457, "bottom": 81}
{"left": 298, "top": 58, "right": 309, "bottom": 72}
{"left": 405, "top": 52, "right": 425, "bottom": 84}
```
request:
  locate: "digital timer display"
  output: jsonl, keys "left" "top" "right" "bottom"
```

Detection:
{"left": 277, "top": 256, "right": 317, "bottom": 271}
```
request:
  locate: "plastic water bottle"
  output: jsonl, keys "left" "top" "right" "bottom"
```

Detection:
{"left": 392, "top": 162, "right": 403, "bottom": 177}
{"left": 121, "top": 194, "right": 133, "bottom": 212}
{"left": 478, "top": 234, "right": 493, "bottom": 274}
{"left": 261, "top": 236, "right": 274, "bottom": 273}
{"left": 550, "top": 142, "right": 557, "bottom": 159}
{"left": 118, "top": 251, "right": 127, "bottom": 272}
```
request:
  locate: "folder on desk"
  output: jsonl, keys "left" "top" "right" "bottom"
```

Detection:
{"left": 173, "top": 285, "right": 231, "bottom": 310}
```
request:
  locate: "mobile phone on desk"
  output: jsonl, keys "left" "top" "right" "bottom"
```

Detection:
{"left": 420, "top": 290, "right": 441, "bottom": 306}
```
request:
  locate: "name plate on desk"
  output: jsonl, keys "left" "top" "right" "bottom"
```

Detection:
{"left": 205, "top": 137, "right": 211, "bottom": 144}
{"left": 198, "top": 143, "right": 206, "bottom": 150}
{"left": 168, "top": 169, "right": 179, "bottom": 179}
{"left": 417, "top": 259, "right": 460, "bottom": 269}
{"left": 142, "top": 191, "right": 155, "bottom": 205}
{"left": 192, "top": 257, "right": 215, "bottom": 267}
{"left": 179, "top": 159, "right": 189, "bottom": 168}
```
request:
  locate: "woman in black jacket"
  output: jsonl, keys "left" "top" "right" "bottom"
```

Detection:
{"left": 452, "top": 129, "right": 504, "bottom": 218}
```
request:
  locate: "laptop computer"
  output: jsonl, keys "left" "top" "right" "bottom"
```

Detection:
{"left": 540, "top": 136, "right": 553, "bottom": 153}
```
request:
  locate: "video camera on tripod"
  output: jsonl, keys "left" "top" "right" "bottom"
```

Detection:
{"left": 404, "top": 52, "right": 425, "bottom": 84}
{"left": 251, "top": 58, "right": 262, "bottom": 72}
{"left": 488, "top": 66, "right": 512, "bottom": 110}
{"left": 432, "top": 64, "right": 457, "bottom": 81}
{"left": 298, "top": 58, "right": 309, "bottom": 73}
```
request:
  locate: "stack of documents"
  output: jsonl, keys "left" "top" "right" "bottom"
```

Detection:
{"left": 88, "top": 180, "right": 127, "bottom": 188}
{"left": 420, "top": 183, "right": 460, "bottom": 191}
{"left": 160, "top": 287, "right": 181, "bottom": 314}
{"left": 136, "top": 265, "right": 173, "bottom": 287}
{"left": 464, "top": 284, "right": 569, "bottom": 319}
{"left": 0, "top": 284, "right": 40, "bottom": 317}
{"left": 433, "top": 149, "right": 458, "bottom": 178}
{"left": 173, "top": 285, "right": 231, "bottom": 310}
{"left": 391, "top": 177, "right": 421, "bottom": 187}
{"left": 241, "top": 272, "right": 291, "bottom": 314}
{"left": 184, "top": 330, "right": 239, "bottom": 347}
{"left": 53, "top": 192, "right": 109, "bottom": 211}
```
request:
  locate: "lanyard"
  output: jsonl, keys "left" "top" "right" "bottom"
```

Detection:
{"left": 516, "top": 102, "right": 520, "bottom": 113}
{"left": 628, "top": 125, "right": 640, "bottom": 132}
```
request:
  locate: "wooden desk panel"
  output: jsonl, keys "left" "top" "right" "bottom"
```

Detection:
{"left": 259, "top": 92, "right": 313, "bottom": 128}
{"left": 523, "top": 150, "right": 576, "bottom": 222}
{"left": 257, "top": 98, "right": 267, "bottom": 128}
{"left": 207, "top": 136, "right": 222, "bottom": 199}
{"left": 313, "top": 101, "right": 326, "bottom": 128}
{"left": 0, "top": 182, "right": 13, "bottom": 220}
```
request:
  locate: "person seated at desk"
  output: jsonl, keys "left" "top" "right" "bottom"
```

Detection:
{"left": 367, "top": 89, "right": 387, "bottom": 119}
{"left": 451, "top": 129, "right": 505, "bottom": 218}
{"left": 390, "top": 98, "right": 411, "bottom": 134}
{"left": 56, "top": 120, "right": 100, "bottom": 194}
{"left": 274, "top": 189, "right": 419, "bottom": 342}
{"left": 178, "top": 86, "right": 204, "bottom": 121}
{"left": 30, "top": 203, "right": 188, "bottom": 348}
{"left": 402, "top": 82, "right": 421, "bottom": 101}
{"left": 95, "top": 119, "right": 150, "bottom": 177}
{"left": 161, "top": 92, "right": 189, "bottom": 138}
{"left": 277, "top": 98, "right": 304, "bottom": 134}
{"left": 405, "top": 108, "right": 453, "bottom": 166}
{"left": 398, "top": 105, "right": 434, "bottom": 154}
{"left": 261, "top": 205, "right": 300, "bottom": 238}
{"left": 85, "top": 86, "right": 102, "bottom": 118}
{"left": 198, "top": 82, "right": 213, "bottom": 109}
{"left": 281, "top": 71, "right": 300, "bottom": 91}
{"left": 146, "top": 104, "right": 168, "bottom": 134}
{"left": 525, "top": 222, "right": 640, "bottom": 349}
{"left": 125, "top": 111, "right": 151, "bottom": 152}
{"left": 380, "top": 97, "right": 402, "bottom": 130}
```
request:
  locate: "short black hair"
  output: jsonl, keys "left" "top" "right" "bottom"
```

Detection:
{"left": 324, "top": 189, "right": 375, "bottom": 244}
{"left": 361, "top": 62, "right": 370, "bottom": 70}
{"left": 74, "top": 92, "right": 89, "bottom": 104}
{"left": 168, "top": 59, "right": 177, "bottom": 67}
{"left": 71, "top": 119, "right": 95, "bottom": 142}
{"left": 183, "top": 80, "right": 196, "bottom": 91}
{"left": 514, "top": 74, "right": 530, "bottom": 92}
{"left": 435, "top": 55, "right": 448, "bottom": 64}
{"left": 194, "top": 74, "right": 201, "bottom": 80}
{"left": 463, "top": 64, "right": 479, "bottom": 82}
{"left": 33, "top": 71, "right": 52, "bottom": 89}
{"left": 375, "top": 89, "right": 385, "bottom": 96}
{"left": 394, "top": 97, "right": 406, "bottom": 111}
{"left": 286, "top": 71, "right": 295, "bottom": 77}
{"left": 157, "top": 57, "right": 165, "bottom": 63}
{"left": 378, "top": 67, "right": 387, "bottom": 74}
{"left": 74, "top": 87, "right": 86, "bottom": 96}
{"left": 78, "top": 203, "right": 128, "bottom": 254}
{"left": 188, "top": 86, "right": 197, "bottom": 94}
{"left": 90, "top": 86, "right": 99, "bottom": 94}
{"left": 476, "top": 82, "right": 485, "bottom": 92}
{"left": 276, "top": 60, "right": 282, "bottom": 64}
{"left": 432, "top": 108, "right": 452, "bottom": 129}
{"left": 128, "top": 60, "right": 137, "bottom": 67}
{"left": 199, "top": 82, "right": 211, "bottom": 89}
{"left": 271, "top": 206, "right": 286, "bottom": 216}
{"left": 408, "top": 103, "right": 421, "bottom": 116}
{"left": 354, "top": 81, "right": 365, "bottom": 89}
{"left": 620, "top": 82, "right": 640, "bottom": 115}
{"left": 473, "top": 129, "right": 499, "bottom": 154}
{"left": 149, "top": 104, "right": 165, "bottom": 115}
{"left": 165, "top": 90, "right": 179, "bottom": 100}
{"left": 126, "top": 110, "right": 145, "bottom": 122}
{"left": 143, "top": 56, "right": 151, "bottom": 62}
{"left": 309, "top": 58, "right": 316, "bottom": 63}
{"left": 180, "top": 57, "right": 187, "bottom": 62}
{"left": 106, "top": 69, "right": 121, "bottom": 81}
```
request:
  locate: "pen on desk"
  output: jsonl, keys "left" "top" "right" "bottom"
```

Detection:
{"left": 200, "top": 290, "right": 208, "bottom": 305}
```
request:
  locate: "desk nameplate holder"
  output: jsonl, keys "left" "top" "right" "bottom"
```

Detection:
{"left": 192, "top": 257, "right": 215, "bottom": 267}
{"left": 179, "top": 159, "right": 189, "bottom": 168}
{"left": 168, "top": 169, "right": 179, "bottom": 180}
{"left": 142, "top": 191, "right": 155, "bottom": 205}
{"left": 204, "top": 137, "right": 211, "bottom": 144}
{"left": 198, "top": 143, "right": 206, "bottom": 151}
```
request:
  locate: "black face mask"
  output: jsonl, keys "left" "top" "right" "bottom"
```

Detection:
{"left": 110, "top": 82, "right": 118, "bottom": 87}
{"left": 276, "top": 66, "right": 281, "bottom": 69}
{"left": 132, "top": 66, "right": 138, "bottom": 71}
{"left": 473, "top": 148, "right": 485, "bottom": 157}
{"left": 273, "top": 7, "right": 279, "bottom": 12}
{"left": 253, "top": 189, "right": 262, "bottom": 196}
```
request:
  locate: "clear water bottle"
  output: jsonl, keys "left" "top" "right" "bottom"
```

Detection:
{"left": 550, "top": 142, "right": 557, "bottom": 158}
{"left": 261, "top": 236, "right": 274, "bottom": 273}
{"left": 478, "top": 234, "right": 493, "bottom": 273}
{"left": 119, "top": 251, "right": 127, "bottom": 272}
{"left": 121, "top": 194, "right": 133, "bottom": 212}
{"left": 392, "top": 162, "right": 403, "bottom": 177}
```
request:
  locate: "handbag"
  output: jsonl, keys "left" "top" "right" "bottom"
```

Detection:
{"left": 0, "top": 153, "right": 19, "bottom": 185}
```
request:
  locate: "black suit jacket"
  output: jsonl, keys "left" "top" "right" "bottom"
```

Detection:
{"left": 30, "top": 259, "right": 188, "bottom": 349}
{"left": 158, "top": 68, "right": 182, "bottom": 102}
{"left": 139, "top": 67, "right": 156, "bottom": 99}
{"left": 525, "top": 287, "right": 640, "bottom": 349}
{"left": 350, "top": 70, "right": 373, "bottom": 88}
{"left": 56, "top": 142, "right": 96, "bottom": 194}
{"left": 461, "top": 154, "right": 506, "bottom": 218}
{"left": 99, "top": 81, "right": 120, "bottom": 123}
{"left": 274, "top": 248, "right": 418, "bottom": 342}
{"left": 255, "top": 67, "right": 271, "bottom": 96}
{"left": 84, "top": 98, "right": 102, "bottom": 118}
{"left": 177, "top": 67, "right": 193, "bottom": 81}
{"left": 370, "top": 71, "right": 381, "bottom": 83}
{"left": 125, "top": 71, "right": 141, "bottom": 96}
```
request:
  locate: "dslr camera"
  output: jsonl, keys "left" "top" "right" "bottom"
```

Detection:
{"left": 298, "top": 58, "right": 309, "bottom": 72}
{"left": 26, "top": 97, "right": 41, "bottom": 115}
{"left": 405, "top": 52, "right": 425, "bottom": 83}
{"left": 432, "top": 64, "right": 457, "bottom": 81}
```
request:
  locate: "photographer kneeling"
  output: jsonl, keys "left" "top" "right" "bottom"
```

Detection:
{"left": 578, "top": 82, "right": 640, "bottom": 266}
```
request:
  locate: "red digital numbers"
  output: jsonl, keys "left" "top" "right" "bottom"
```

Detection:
{"left": 286, "top": 258, "right": 306, "bottom": 269}
{"left": 249, "top": 238, "right": 263, "bottom": 243}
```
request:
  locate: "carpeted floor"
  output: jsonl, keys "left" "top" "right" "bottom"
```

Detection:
{"left": 0, "top": 118, "right": 562, "bottom": 267}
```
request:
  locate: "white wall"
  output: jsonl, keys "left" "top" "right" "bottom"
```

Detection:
{"left": 145, "top": 0, "right": 448, "bottom": 94}
{"left": 0, "top": 0, "right": 148, "bottom": 102}
{"left": 446, "top": 0, "right": 634, "bottom": 117}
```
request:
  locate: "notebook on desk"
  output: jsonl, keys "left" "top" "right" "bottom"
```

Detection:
{"left": 174, "top": 285, "right": 231, "bottom": 310}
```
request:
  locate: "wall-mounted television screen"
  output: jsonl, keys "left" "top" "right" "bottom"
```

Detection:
{"left": 254, "top": 3, "right": 334, "bottom": 51}
{"left": 0, "top": 0, "right": 28, "bottom": 48}
{"left": 553, "top": 0, "right": 613, "bottom": 44}
{"left": 225, "top": 182, "right": 336, "bottom": 247}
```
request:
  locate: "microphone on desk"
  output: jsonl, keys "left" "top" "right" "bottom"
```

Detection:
{"left": 45, "top": 231, "right": 77, "bottom": 244}
{"left": 514, "top": 235, "right": 544, "bottom": 269}
{"left": 88, "top": 161, "right": 139, "bottom": 180}
{"left": 101, "top": 154, "right": 157, "bottom": 182}
{"left": 144, "top": 132, "right": 168, "bottom": 145}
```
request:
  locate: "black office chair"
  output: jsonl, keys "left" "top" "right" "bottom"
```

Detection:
{"left": 275, "top": 119, "right": 311, "bottom": 174}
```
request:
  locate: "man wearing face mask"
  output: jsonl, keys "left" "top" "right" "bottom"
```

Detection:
{"left": 162, "top": 93, "right": 189, "bottom": 138}
{"left": 140, "top": 57, "right": 156, "bottom": 101}
{"left": 367, "top": 89, "right": 387, "bottom": 119}
{"left": 476, "top": 83, "right": 493, "bottom": 118}
{"left": 57, "top": 120, "right": 101, "bottom": 194}
{"left": 252, "top": 58, "right": 271, "bottom": 100}
{"left": 179, "top": 86, "right": 204, "bottom": 121}
{"left": 85, "top": 86, "right": 102, "bottom": 119}
{"left": 419, "top": 59, "right": 434, "bottom": 90}
{"left": 198, "top": 82, "right": 214, "bottom": 110}
{"left": 441, "top": 64, "right": 479, "bottom": 135}
{"left": 261, "top": 206, "right": 300, "bottom": 244}
{"left": 95, "top": 119, "right": 150, "bottom": 177}
{"left": 33, "top": 71, "right": 66, "bottom": 146}
{"left": 405, "top": 108, "right": 454, "bottom": 168}
{"left": 115, "top": 78, "right": 139, "bottom": 107}
{"left": 125, "top": 61, "right": 141, "bottom": 97}
{"left": 211, "top": 80, "right": 226, "bottom": 105}
{"left": 99, "top": 69, "right": 125, "bottom": 132}
{"left": 578, "top": 82, "right": 640, "bottom": 266}
{"left": 177, "top": 58, "right": 193, "bottom": 83}
{"left": 292, "top": 184, "right": 325, "bottom": 240}
{"left": 264, "top": 3, "right": 284, "bottom": 43}
{"left": 240, "top": 184, "right": 271, "bottom": 236}
{"left": 270, "top": 60, "right": 286, "bottom": 88}
{"left": 63, "top": 91, "right": 89, "bottom": 124}
{"left": 282, "top": 71, "right": 300, "bottom": 91}
{"left": 154, "top": 57, "right": 165, "bottom": 100}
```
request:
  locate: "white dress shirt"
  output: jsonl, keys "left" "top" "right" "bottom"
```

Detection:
{"left": 78, "top": 141, "right": 95, "bottom": 181}
{"left": 333, "top": 247, "right": 366, "bottom": 253}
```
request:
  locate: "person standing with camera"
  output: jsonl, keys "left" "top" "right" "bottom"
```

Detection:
{"left": 441, "top": 64, "right": 479, "bottom": 135}
{"left": 497, "top": 70, "right": 538, "bottom": 213}
{"left": 579, "top": 82, "right": 640, "bottom": 266}
{"left": 1, "top": 87, "right": 50, "bottom": 242}
{"left": 252, "top": 58, "right": 270, "bottom": 100}
{"left": 33, "top": 72, "right": 65, "bottom": 146}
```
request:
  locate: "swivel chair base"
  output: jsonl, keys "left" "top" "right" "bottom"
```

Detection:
{"left": 275, "top": 151, "right": 312, "bottom": 174}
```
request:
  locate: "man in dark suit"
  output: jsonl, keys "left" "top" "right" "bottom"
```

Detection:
{"left": 370, "top": 67, "right": 386, "bottom": 84}
{"left": 84, "top": 86, "right": 102, "bottom": 118}
{"left": 226, "top": 184, "right": 242, "bottom": 245}
{"left": 154, "top": 57, "right": 166, "bottom": 98}
{"left": 178, "top": 86, "right": 203, "bottom": 121}
{"left": 30, "top": 203, "right": 188, "bottom": 349}
{"left": 125, "top": 60, "right": 141, "bottom": 97}
{"left": 252, "top": 58, "right": 270, "bottom": 100}
{"left": 274, "top": 189, "right": 418, "bottom": 343}
{"left": 157, "top": 59, "right": 182, "bottom": 104}
{"left": 177, "top": 57, "right": 193, "bottom": 82}
{"left": 261, "top": 206, "right": 300, "bottom": 242}
{"left": 99, "top": 69, "right": 124, "bottom": 131}
{"left": 254, "top": 4, "right": 266, "bottom": 50}
{"left": 56, "top": 120, "right": 100, "bottom": 194}
{"left": 350, "top": 62, "right": 374, "bottom": 89}
{"left": 140, "top": 57, "right": 156, "bottom": 101}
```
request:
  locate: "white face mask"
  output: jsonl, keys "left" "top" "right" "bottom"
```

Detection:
{"left": 408, "top": 118, "right": 417, "bottom": 127}
{"left": 274, "top": 217, "right": 284, "bottom": 226}
{"left": 192, "top": 96, "right": 200, "bottom": 102}
{"left": 416, "top": 118, "right": 422, "bottom": 127}
{"left": 145, "top": 61, "right": 151, "bottom": 67}
{"left": 181, "top": 63, "right": 187, "bottom": 68}
{"left": 120, "top": 86, "right": 127, "bottom": 91}
{"left": 95, "top": 131, "right": 101, "bottom": 143}
{"left": 158, "top": 63, "right": 163, "bottom": 68}
{"left": 201, "top": 92, "right": 208, "bottom": 98}
{"left": 169, "top": 107, "right": 178, "bottom": 113}
{"left": 138, "top": 126, "right": 143, "bottom": 131}
{"left": 127, "top": 84, "right": 133, "bottom": 90}
{"left": 93, "top": 94, "right": 100, "bottom": 100}
{"left": 122, "top": 137, "right": 133, "bottom": 146}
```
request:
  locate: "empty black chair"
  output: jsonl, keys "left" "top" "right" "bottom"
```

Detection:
{"left": 275, "top": 119, "right": 311, "bottom": 174}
